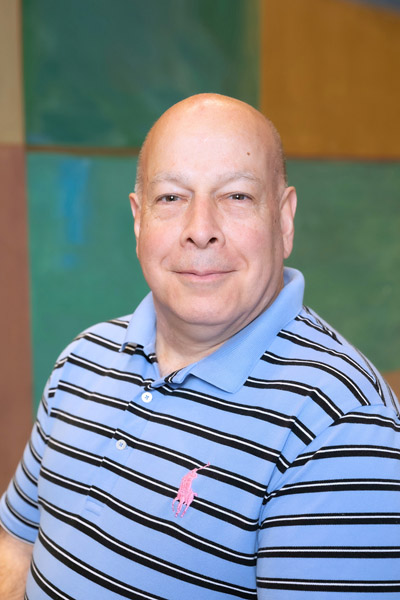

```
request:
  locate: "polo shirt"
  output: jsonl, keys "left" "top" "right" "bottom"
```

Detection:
{"left": 1, "top": 267, "right": 400, "bottom": 599}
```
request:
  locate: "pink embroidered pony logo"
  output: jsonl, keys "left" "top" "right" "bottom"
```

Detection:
{"left": 172, "top": 462, "right": 210, "bottom": 517}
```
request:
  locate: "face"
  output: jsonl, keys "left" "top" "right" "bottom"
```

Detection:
{"left": 130, "top": 99, "right": 296, "bottom": 342}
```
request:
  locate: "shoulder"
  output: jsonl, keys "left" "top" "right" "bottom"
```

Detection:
{"left": 45, "top": 314, "right": 133, "bottom": 399}
{"left": 58, "top": 314, "right": 131, "bottom": 360}
{"left": 266, "top": 304, "right": 398, "bottom": 419}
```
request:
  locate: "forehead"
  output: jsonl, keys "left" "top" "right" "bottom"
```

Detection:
{"left": 144, "top": 105, "right": 274, "bottom": 188}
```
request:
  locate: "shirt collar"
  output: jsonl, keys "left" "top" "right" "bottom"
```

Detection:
{"left": 121, "top": 267, "right": 305, "bottom": 393}
{"left": 120, "top": 292, "right": 157, "bottom": 355}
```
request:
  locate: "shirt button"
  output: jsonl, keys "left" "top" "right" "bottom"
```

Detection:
{"left": 115, "top": 439, "right": 127, "bottom": 451}
{"left": 141, "top": 391, "right": 153, "bottom": 403}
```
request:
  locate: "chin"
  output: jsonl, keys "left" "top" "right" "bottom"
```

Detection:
{"left": 174, "top": 304, "right": 230, "bottom": 328}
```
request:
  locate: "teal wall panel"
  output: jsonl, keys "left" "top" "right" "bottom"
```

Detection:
{"left": 27, "top": 153, "right": 147, "bottom": 409}
{"left": 287, "top": 160, "right": 400, "bottom": 372}
{"left": 29, "top": 156, "right": 400, "bottom": 410}
{"left": 23, "top": 0, "right": 260, "bottom": 146}
{"left": 351, "top": 0, "right": 400, "bottom": 11}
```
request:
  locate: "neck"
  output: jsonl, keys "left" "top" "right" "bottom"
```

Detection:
{"left": 152, "top": 277, "right": 284, "bottom": 377}
{"left": 155, "top": 321, "right": 228, "bottom": 377}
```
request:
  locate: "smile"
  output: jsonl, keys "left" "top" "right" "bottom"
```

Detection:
{"left": 175, "top": 270, "right": 233, "bottom": 282}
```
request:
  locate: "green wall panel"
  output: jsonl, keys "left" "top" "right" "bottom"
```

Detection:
{"left": 23, "top": 0, "right": 259, "bottom": 147}
{"left": 27, "top": 152, "right": 147, "bottom": 409}
{"left": 287, "top": 160, "right": 400, "bottom": 372}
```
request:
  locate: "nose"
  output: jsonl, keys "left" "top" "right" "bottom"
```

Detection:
{"left": 180, "top": 196, "right": 225, "bottom": 249}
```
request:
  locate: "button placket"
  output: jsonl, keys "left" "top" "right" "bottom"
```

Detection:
{"left": 115, "top": 439, "right": 127, "bottom": 450}
{"left": 141, "top": 391, "right": 153, "bottom": 403}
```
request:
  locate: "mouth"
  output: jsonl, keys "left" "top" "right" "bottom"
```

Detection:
{"left": 174, "top": 270, "right": 233, "bottom": 282}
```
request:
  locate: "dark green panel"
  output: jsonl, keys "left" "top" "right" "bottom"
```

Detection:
{"left": 23, "top": 0, "right": 259, "bottom": 146}
{"left": 27, "top": 153, "right": 148, "bottom": 410}
{"left": 287, "top": 160, "right": 400, "bottom": 372}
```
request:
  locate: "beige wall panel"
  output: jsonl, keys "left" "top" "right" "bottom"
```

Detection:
{"left": 261, "top": 0, "right": 400, "bottom": 158}
{"left": 0, "top": 0, "right": 24, "bottom": 144}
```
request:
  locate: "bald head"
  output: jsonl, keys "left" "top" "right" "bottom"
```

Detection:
{"left": 135, "top": 93, "right": 287, "bottom": 200}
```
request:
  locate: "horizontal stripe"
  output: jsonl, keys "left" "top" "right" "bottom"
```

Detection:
{"left": 125, "top": 401, "right": 288, "bottom": 467}
{"left": 257, "top": 577, "right": 400, "bottom": 592}
{"left": 158, "top": 384, "right": 315, "bottom": 445}
{"left": 38, "top": 527, "right": 257, "bottom": 599}
{"left": 28, "top": 440, "right": 42, "bottom": 465}
{"left": 51, "top": 408, "right": 115, "bottom": 437}
{"left": 292, "top": 444, "right": 400, "bottom": 467}
{"left": 50, "top": 428, "right": 264, "bottom": 503}
{"left": 4, "top": 495, "right": 38, "bottom": 529}
{"left": 31, "top": 558, "right": 76, "bottom": 600}
{"left": 20, "top": 458, "right": 38, "bottom": 485}
{"left": 333, "top": 412, "right": 400, "bottom": 431}
{"left": 261, "top": 351, "right": 369, "bottom": 406}
{"left": 50, "top": 404, "right": 288, "bottom": 471}
{"left": 258, "top": 546, "right": 400, "bottom": 558}
{"left": 12, "top": 478, "right": 38, "bottom": 509}
{"left": 266, "top": 478, "right": 400, "bottom": 501}
{"left": 35, "top": 420, "right": 49, "bottom": 446}
{"left": 278, "top": 329, "right": 380, "bottom": 394}
{"left": 40, "top": 446, "right": 258, "bottom": 531}
{"left": 67, "top": 353, "right": 153, "bottom": 387}
{"left": 59, "top": 374, "right": 315, "bottom": 448}
{"left": 38, "top": 490, "right": 256, "bottom": 565}
{"left": 58, "top": 379, "right": 129, "bottom": 409}
{"left": 78, "top": 330, "right": 158, "bottom": 363}
{"left": 33, "top": 544, "right": 165, "bottom": 600}
{"left": 76, "top": 331, "right": 124, "bottom": 352}
{"left": 107, "top": 318, "right": 129, "bottom": 329}
{"left": 295, "top": 313, "right": 341, "bottom": 344}
{"left": 46, "top": 437, "right": 102, "bottom": 467}
{"left": 261, "top": 512, "right": 400, "bottom": 529}
{"left": 41, "top": 394, "right": 49, "bottom": 414}
{"left": 245, "top": 378, "right": 343, "bottom": 420}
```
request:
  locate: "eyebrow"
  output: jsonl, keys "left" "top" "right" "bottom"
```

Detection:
{"left": 149, "top": 172, "right": 191, "bottom": 188}
{"left": 149, "top": 170, "right": 263, "bottom": 188}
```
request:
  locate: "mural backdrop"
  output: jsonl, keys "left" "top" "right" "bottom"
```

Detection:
{"left": 1, "top": 0, "right": 399, "bottom": 491}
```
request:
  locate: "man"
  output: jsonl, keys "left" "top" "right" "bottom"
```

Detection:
{"left": 1, "top": 94, "right": 399, "bottom": 599}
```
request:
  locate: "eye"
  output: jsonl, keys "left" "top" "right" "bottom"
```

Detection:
{"left": 229, "top": 193, "right": 251, "bottom": 201}
{"left": 158, "top": 194, "right": 180, "bottom": 203}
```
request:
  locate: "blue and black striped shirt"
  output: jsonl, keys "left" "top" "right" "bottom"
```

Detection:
{"left": 1, "top": 268, "right": 399, "bottom": 599}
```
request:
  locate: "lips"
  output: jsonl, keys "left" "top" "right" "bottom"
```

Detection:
{"left": 173, "top": 269, "right": 234, "bottom": 283}
{"left": 177, "top": 269, "right": 231, "bottom": 276}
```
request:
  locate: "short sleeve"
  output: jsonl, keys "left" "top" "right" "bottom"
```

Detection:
{"left": 0, "top": 381, "right": 55, "bottom": 542}
{"left": 0, "top": 328, "right": 103, "bottom": 543}
{"left": 256, "top": 403, "right": 400, "bottom": 598}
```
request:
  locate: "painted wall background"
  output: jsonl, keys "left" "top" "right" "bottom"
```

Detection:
{"left": 1, "top": 0, "right": 399, "bottom": 491}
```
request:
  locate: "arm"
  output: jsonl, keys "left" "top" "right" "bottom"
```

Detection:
{"left": 256, "top": 404, "right": 400, "bottom": 598}
{"left": 0, "top": 526, "right": 33, "bottom": 600}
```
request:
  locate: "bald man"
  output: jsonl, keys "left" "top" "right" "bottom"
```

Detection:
{"left": 1, "top": 94, "right": 399, "bottom": 599}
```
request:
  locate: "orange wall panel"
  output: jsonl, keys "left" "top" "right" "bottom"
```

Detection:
{"left": 261, "top": 0, "right": 400, "bottom": 158}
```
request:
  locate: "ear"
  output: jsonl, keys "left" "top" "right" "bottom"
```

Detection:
{"left": 129, "top": 192, "right": 142, "bottom": 252}
{"left": 279, "top": 186, "right": 297, "bottom": 259}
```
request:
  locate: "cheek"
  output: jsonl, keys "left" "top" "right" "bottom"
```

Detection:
{"left": 243, "top": 227, "right": 283, "bottom": 278}
{"left": 137, "top": 221, "right": 174, "bottom": 268}
{"left": 232, "top": 222, "right": 274, "bottom": 256}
